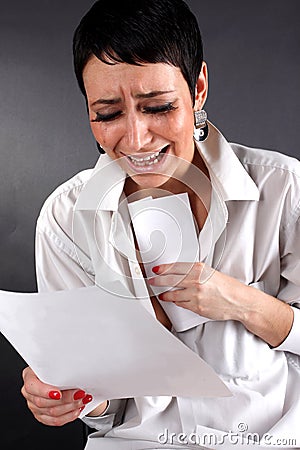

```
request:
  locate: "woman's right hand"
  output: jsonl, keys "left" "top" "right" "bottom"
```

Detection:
{"left": 21, "top": 366, "right": 93, "bottom": 426}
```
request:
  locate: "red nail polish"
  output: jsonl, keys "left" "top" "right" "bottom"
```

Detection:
{"left": 158, "top": 294, "right": 163, "bottom": 301}
{"left": 152, "top": 266, "right": 160, "bottom": 273}
{"left": 73, "top": 390, "right": 86, "bottom": 400}
{"left": 49, "top": 390, "right": 61, "bottom": 400}
{"left": 79, "top": 406, "right": 85, "bottom": 412}
{"left": 82, "top": 394, "right": 93, "bottom": 405}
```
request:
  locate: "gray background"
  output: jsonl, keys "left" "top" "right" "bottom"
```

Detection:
{"left": 0, "top": 1, "right": 299, "bottom": 448}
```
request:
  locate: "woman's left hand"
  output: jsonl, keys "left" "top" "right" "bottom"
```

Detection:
{"left": 148, "top": 262, "right": 248, "bottom": 322}
{"left": 148, "top": 262, "right": 294, "bottom": 347}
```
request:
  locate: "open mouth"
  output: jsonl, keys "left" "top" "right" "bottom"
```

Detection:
{"left": 126, "top": 145, "right": 169, "bottom": 168}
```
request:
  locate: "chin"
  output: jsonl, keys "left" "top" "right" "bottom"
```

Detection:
{"left": 130, "top": 173, "right": 172, "bottom": 190}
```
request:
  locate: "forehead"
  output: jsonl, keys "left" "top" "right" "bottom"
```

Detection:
{"left": 82, "top": 56, "right": 189, "bottom": 98}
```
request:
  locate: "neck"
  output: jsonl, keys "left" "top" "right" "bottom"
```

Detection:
{"left": 124, "top": 148, "right": 211, "bottom": 231}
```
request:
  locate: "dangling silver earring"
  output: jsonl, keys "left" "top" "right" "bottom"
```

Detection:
{"left": 194, "top": 110, "right": 209, "bottom": 142}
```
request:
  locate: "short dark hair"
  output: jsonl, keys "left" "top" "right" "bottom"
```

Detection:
{"left": 73, "top": 0, "right": 203, "bottom": 104}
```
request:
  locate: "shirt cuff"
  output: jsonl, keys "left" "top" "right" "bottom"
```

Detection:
{"left": 274, "top": 306, "right": 300, "bottom": 355}
{"left": 81, "top": 399, "right": 126, "bottom": 433}
{"left": 81, "top": 412, "right": 115, "bottom": 435}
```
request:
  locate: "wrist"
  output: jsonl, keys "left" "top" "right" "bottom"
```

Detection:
{"left": 87, "top": 400, "right": 109, "bottom": 417}
{"left": 239, "top": 285, "right": 294, "bottom": 347}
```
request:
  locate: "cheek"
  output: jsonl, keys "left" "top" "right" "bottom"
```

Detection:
{"left": 90, "top": 123, "right": 100, "bottom": 142}
{"left": 90, "top": 124, "right": 111, "bottom": 148}
{"left": 170, "top": 108, "right": 194, "bottom": 138}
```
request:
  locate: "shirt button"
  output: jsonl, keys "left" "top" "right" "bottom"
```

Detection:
{"left": 135, "top": 266, "right": 141, "bottom": 276}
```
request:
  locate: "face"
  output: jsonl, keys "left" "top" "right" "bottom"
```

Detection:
{"left": 83, "top": 57, "right": 207, "bottom": 191}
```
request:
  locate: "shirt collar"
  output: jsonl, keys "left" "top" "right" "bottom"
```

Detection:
{"left": 75, "top": 122, "right": 259, "bottom": 212}
{"left": 74, "top": 154, "right": 126, "bottom": 212}
{"left": 196, "top": 122, "right": 260, "bottom": 201}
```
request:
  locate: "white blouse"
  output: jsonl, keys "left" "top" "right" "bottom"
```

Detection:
{"left": 35, "top": 123, "right": 300, "bottom": 449}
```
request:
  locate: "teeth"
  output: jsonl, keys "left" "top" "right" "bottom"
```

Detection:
{"left": 126, "top": 148, "right": 167, "bottom": 167}
{"left": 129, "top": 151, "right": 160, "bottom": 162}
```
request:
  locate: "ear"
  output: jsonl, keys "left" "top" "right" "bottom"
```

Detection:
{"left": 194, "top": 62, "right": 208, "bottom": 111}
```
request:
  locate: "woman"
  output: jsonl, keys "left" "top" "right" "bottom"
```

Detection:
{"left": 21, "top": 0, "right": 300, "bottom": 448}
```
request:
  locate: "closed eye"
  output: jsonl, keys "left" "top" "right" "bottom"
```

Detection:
{"left": 142, "top": 102, "right": 177, "bottom": 114}
{"left": 91, "top": 110, "right": 122, "bottom": 123}
{"left": 91, "top": 102, "right": 177, "bottom": 123}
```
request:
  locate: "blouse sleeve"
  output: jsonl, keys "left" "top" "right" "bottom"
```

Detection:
{"left": 34, "top": 188, "right": 127, "bottom": 433}
{"left": 35, "top": 179, "right": 96, "bottom": 292}
{"left": 35, "top": 216, "right": 95, "bottom": 292}
{"left": 274, "top": 209, "right": 300, "bottom": 355}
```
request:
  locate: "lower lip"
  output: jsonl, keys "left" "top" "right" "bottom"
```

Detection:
{"left": 124, "top": 146, "right": 170, "bottom": 174}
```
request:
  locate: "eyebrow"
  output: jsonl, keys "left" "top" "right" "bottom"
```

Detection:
{"left": 90, "top": 90, "right": 175, "bottom": 107}
{"left": 135, "top": 90, "right": 175, "bottom": 99}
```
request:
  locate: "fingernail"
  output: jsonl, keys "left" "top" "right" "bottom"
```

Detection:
{"left": 158, "top": 294, "right": 163, "bottom": 301}
{"left": 152, "top": 266, "right": 160, "bottom": 273}
{"left": 73, "top": 390, "right": 86, "bottom": 400}
{"left": 82, "top": 394, "right": 93, "bottom": 405}
{"left": 49, "top": 390, "right": 61, "bottom": 400}
{"left": 79, "top": 406, "right": 85, "bottom": 412}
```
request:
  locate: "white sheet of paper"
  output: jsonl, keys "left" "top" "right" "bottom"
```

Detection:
{"left": 128, "top": 193, "right": 212, "bottom": 332}
{"left": 0, "top": 283, "right": 231, "bottom": 417}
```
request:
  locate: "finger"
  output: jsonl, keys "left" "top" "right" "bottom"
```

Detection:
{"left": 148, "top": 274, "right": 189, "bottom": 288}
{"left": 22, "top": 388, "right": 90, "bottom": 411}
{"left": 61, "top": 388, "right": 89, "bottom": 404}
{"left": 28, "top": 396, "right": 84, "bottom": 418}
{"left": 158, "top": 289, "right": 190, "bottom": 303}
{"left": 152, "top": 262, "right": 201, "bottom": 276}
{"left": 22, "top": 367, "right": 92, "bottom": 405}
{"left": 34, "top": 405, "right": 83, "bottom": 427}
{"left": 22, "top": 367, "right": 62, "bottom": 400}
{"left": 174, "top": 301, "right": 192, "bottom": 309}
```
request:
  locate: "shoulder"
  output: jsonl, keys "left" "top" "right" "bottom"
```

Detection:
{"left": 37, "top": 168, "right": 93, "bottom": 234}
{"left": 230, "top": 143, "right": 300, "bottom": 226}
{"left": 230, "top": 142, "right": 300, "bottom": 180}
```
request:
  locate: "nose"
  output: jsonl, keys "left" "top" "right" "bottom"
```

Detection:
{"left": 122, "top": 112, "right": 152, "bottom": 154}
